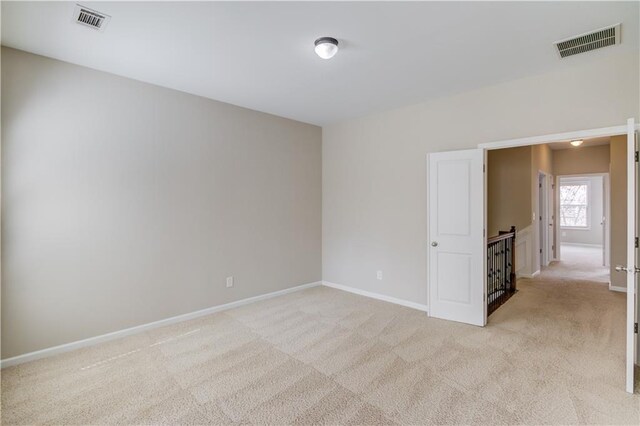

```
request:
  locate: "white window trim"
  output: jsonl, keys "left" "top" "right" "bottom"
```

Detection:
{"left": 559, "top": 179, "right": 591, "bottom": 230}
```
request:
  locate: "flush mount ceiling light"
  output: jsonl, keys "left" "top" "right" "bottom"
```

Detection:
{"left": 570, "top": 140, "right": 584, "bottom": 147}
{"left": 314, "top": 37, "right": 339, "bottom": 59}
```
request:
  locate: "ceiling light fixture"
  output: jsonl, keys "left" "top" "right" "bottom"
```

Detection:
{"left": 570, "top": 140, "right": 584, "bottom": 147}
{"left": 314, "top": 37, "right": 339, "bottom": 59}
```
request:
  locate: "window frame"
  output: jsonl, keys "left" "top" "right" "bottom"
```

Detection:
{"left": 559, "top": 179, "right": 591, "bottom": 230}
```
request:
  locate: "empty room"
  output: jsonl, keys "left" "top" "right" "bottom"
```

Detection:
{"left": 1, "top": 1, "right": 639, "bottom": 425}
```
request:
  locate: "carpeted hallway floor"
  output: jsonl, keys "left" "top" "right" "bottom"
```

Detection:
{"left": 542, "top": 244, "right": 610, "bottom": 283}
{"left": 2, "top": 281, "right": 638, "bottom": 425}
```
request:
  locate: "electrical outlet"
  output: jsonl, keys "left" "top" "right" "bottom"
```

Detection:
{"left": 226, "top": 276, "right": 234, "bottom": 288}
{"left": 376, "top": 270, "right": 383, "bottom": 280}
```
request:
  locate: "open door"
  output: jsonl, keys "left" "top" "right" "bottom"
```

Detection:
{"left": 428, "top": 149, "right": 485, "bottom": 326}
{"left": 619, "top": 118, "right": 638, "bottom": 394}
{"left": 547, "top": 174, "right": 555, "bottom": 262}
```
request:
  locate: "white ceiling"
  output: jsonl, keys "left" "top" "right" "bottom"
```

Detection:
{"left": 2, "top": 1, "right": 638, "bottom": 125}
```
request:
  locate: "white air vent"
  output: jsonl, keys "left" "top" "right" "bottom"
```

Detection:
{"left": 554, "top": 24, "right": 621, "bottom": 58}
{"left": 73, "top": 4, "right": 110, "bottom": 31}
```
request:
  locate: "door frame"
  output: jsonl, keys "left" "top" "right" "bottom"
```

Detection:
{"left": 554, "top": 172, "right": 610, "bottom": 271}
{"left": 479, "top": 121, "right": 639, "bottom": 393}
{"left": 537, "top": 170, "right": 552, "bottom": 268}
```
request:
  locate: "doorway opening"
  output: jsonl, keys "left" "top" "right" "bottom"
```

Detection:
{"left": 428, "top": 120, "right": 637, "bottom": 393}
{"left": 550, "top": 174, "right": 610, "bottom": 283}
{"left": 478, "top": 122, "right": 637, "bottom": 395}
{"left": 487, "top": 138, "right": 617, "bottom": 285}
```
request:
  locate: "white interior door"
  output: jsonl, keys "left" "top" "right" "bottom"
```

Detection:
{"left": 428, "top": 149, "right": 485, "bottom": 326}
{"left": 547, "top": 175, "right": 555, "bottom": 262}
{"left": 623, "top": 118, "right": 638, "bottom": 394}
{"left": 603, "top": 174, "right": 610, "bottom": 267}
{"left": 538, "top": 173, "right": 545, "bottom": 267}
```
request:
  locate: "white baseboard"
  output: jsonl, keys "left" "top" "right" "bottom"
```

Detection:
{"left": 322, "top": 281, "right": 428, "bottom": 312}
{"left": 561, "top": 243, "right": 603, "bottom": 248}
{"left": 609, "top": 284, "right": 627, "bottom": 293}
{"left": 0, "top": 281, "right": 322, "bottom": 369}
{"left": 517, "top": 270, "right": 540, "bottom": 279}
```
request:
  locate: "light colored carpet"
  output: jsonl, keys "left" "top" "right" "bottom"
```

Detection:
{"left": 542, "top": 244, "right": 610, "bottom": 283}
{"left": 1, "top": 282, "right": 638, "bottom": 425}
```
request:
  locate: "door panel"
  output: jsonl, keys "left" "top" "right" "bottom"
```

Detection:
{"left": 437, "top": 252, "right": 471, "bottom": 303}
{"left": 428, "top": 149, "right": 485, "bottom": 326}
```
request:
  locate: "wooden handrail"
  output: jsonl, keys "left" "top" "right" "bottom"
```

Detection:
{"left": 487, "top": 233, "right": 514, "bottom": 244}
{"left": 488, "top": 225, "right": 516, "bottom": 243}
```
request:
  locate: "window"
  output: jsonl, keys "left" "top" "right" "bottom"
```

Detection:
{"left": 559, "top": 181, "right": 590, "bottom": 228}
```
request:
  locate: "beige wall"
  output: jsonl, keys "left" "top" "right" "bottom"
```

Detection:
{"left": 487, "top": 146, "right": 532, "bottom": 236}
{"left": 323, "top": 50, "right": 639, "bottom": 305}
{"left": 487, "top": 143, "right": 553, "bottom": 270}
{"left": 609, "top": 135, "right": 628, "bottom": 288}
{"left": 532, "top": 144, "right": 553, "bottom": 175}
{"left": 1, "top": 48, "right": 322, "bottom": 359}
{"left": 552, "top": 145, "right": 610, "bottom": 176}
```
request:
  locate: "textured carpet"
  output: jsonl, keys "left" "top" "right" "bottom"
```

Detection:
{"left": 1, "top": 282, "right": 638, "bottom": 425}
{"left": 542, "top": 244, "right": 610, "bottom": 283}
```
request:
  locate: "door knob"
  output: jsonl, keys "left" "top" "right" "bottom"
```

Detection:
{"left": 616, "top": 265, "right": 640, "bottom": 273}
{"left": 431, "top": 241, "right": 438, "bottom": 247}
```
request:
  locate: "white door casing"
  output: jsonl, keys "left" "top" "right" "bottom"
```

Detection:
{"left": 622, "top": 118, "right": 637, "bottom": 394}
{"left": 603, "top": 174, "right": 610, "bottom": 267}
{"left": 428, "top": 149, "right": 485, "bottom": 327}
{"left": 547, "top": 175, "right": 555, "bottom": 262}
{"left": 538, "top": 173, "right": 545, "bottom": 268}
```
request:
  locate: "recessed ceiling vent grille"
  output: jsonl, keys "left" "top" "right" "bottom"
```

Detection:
{"left": 73, "top": 4, "right": 110, "bottom": 31}
{"left": 554, "top": 24, "right": 621, "bottom": 58}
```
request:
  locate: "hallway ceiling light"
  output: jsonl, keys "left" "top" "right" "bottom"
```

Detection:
{"left": 314, "top": 37, "right": 339, "bottom": 59}
{"left": 570, "top": 140, "right": 584, "bottom": 146}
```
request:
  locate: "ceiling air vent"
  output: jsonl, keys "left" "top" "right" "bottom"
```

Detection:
{"left": 554, "top": 24, "right": 621, "bottom": 58}
{"left": 73, "top": 4, "right": 110, "bottom": 31}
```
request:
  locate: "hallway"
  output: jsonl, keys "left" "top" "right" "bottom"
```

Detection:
{"left": 541, "top": 244, "right": 610, "bottom": 283}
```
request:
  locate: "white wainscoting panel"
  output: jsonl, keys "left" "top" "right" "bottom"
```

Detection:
{"left": 514, "top": 224, "right": 536, "bottom": 278}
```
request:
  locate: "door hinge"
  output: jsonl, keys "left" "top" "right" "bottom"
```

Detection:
{"left": 635, "top": 151, "right": 639, "bottom": 162}
{"left": 635, "top": 323, "right": 638, "bottom": 334}
{"left": 636, "top": 237, "right": 639, "bottom": 249}
{"left": 539, "top": 248, "right": 542, "bottom": 254}
{"left": 483, "top": 164, "right": 486, "bottom": 173}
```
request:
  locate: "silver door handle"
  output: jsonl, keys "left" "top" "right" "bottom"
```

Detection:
{"left": 431, "top": 241, "right": 438, "bottom": 247}
{"left": 615, "top": 265, "right": 628, "bottom": 272}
